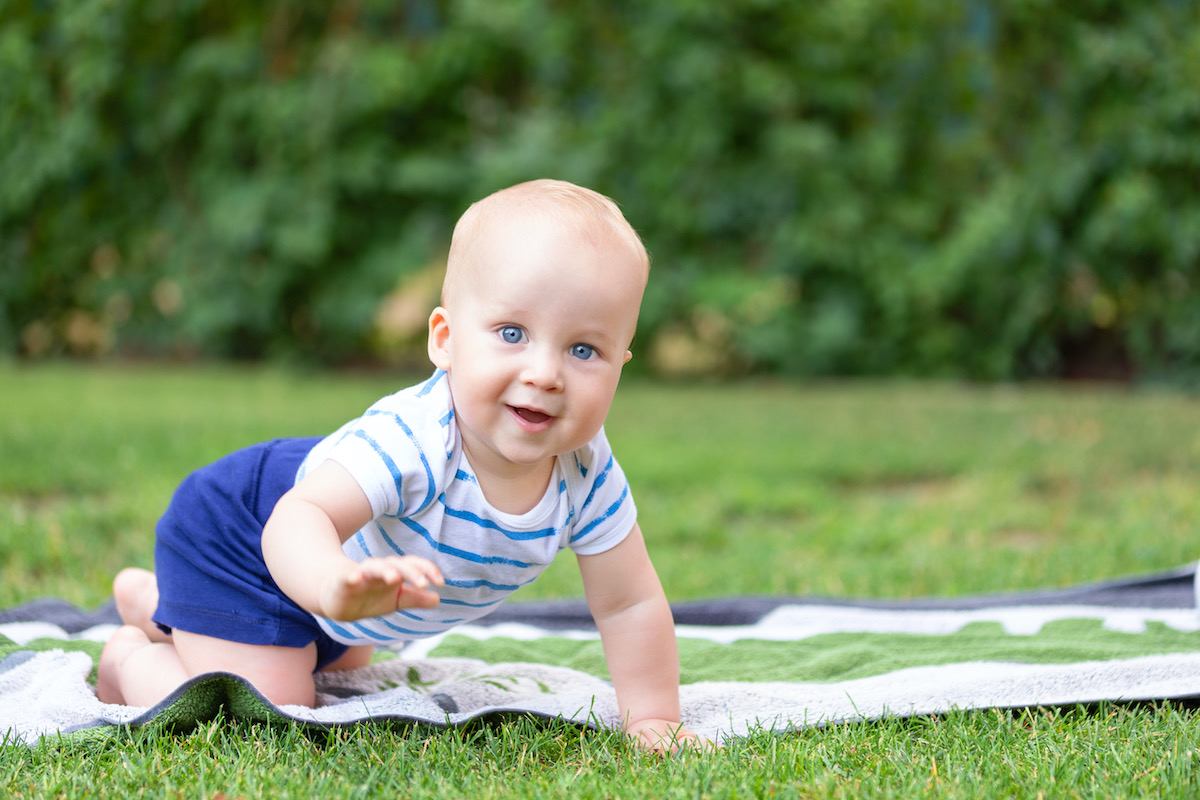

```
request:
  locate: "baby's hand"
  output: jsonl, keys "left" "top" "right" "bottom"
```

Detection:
{"left": 320, "top": 556, "right": 443, "bottom": 621}
{"left": 626, "top": 718, "right": 717, "bottom": 754}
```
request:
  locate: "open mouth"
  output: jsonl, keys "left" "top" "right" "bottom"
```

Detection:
{"left": 510, "top": 406, "right": 554, "bottom": 425}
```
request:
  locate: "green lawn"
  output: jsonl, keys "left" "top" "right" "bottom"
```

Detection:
{"left": 3, "top": 363, "right": 1200, "bottom": 797}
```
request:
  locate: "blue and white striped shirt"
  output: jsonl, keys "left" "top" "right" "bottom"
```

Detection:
{"left": 297, "top": 370, "right": 637, "bottom": 646}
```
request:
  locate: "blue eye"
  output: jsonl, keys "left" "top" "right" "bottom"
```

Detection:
{"left": 570, "top": 343, "right": 595, "bottom": 360}
{"left": 499, "top": 326, "right": 525, "bottom": 344}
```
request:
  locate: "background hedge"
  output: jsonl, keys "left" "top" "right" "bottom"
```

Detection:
{"left": 3, "top": 0, "right": 1198, "bottom": 379}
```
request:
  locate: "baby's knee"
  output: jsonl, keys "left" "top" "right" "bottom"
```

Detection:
{"left": 102, "top": 624, "right": 152, "bottom": 658}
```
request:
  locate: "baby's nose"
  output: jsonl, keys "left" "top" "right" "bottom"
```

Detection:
{"left": 521, "top": 348, "right": 564, "bottom": 391}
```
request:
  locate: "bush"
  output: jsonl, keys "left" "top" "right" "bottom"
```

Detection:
{"left": 2, "top": 0, "right": 1198, "bottom": 379}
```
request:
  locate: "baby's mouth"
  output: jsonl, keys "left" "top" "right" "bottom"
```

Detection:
{"left": 510, "top": 406, "right": 554, "bottom": 425}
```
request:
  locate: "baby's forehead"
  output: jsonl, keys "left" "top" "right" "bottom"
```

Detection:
{"left": 443, "top": 181, "right": 649, "bottom": 307}
{"left": 474, "top": 195, "right": 627, "bottom": 244}
{"left": 461, "top": 205, "right": 645, "bottom": 272}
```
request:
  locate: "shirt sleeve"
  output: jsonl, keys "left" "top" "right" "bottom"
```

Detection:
{"left": 300, "top": 392, "right": 447, "bottom": 520}
{"left": 565, "top": 428, "right": 638, "bottom": 556}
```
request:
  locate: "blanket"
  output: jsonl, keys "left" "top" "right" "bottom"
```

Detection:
{"left": 4, "top": 563, "right": 1200, "bottom": 747}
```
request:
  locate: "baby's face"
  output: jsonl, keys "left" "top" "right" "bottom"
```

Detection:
{"left": 430, "top": 217, "right": 645, "bottom": 485}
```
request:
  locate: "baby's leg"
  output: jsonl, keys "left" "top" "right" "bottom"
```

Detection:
{"left": 321, "top": 645, "right": 375, "bottom": 672}
{"left": 112, "top": 567, "right": 170, "bottom": 642}
{"left": 96, "top": 625, "right": 183, "bottom": 705}
{"left": 97, "top": 627, "right": 320, "bottom": 708}
{"left": 173, "top": 630, "right": 319, "bottom": 707}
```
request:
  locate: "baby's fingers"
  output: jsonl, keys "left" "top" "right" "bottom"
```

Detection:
{"left": 629, "top": 720, "right": 720, "bottom": 755}
{"left": 385, "top": 557, "right": 443, "bottom": 608}
{"left": 387, "top": 556, "right": 444, "bottom": 588}
{"left": 352, "top": 558, "right": 404, "bottom": 586}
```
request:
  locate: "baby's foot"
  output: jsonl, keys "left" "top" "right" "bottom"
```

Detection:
{"left": 112, "top": 567, "right": 171, "bottom": 642}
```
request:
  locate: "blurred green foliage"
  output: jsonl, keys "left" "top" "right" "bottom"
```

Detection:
{"left": 3, "top": 0, "right": 1198, "bottom": 379}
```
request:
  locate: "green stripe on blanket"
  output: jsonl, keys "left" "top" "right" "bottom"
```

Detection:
{"left": 0, "top": 636, "right": 103, "bottom": 680}
{"left": 429, "top": 619, "right": 1200, "bottom": 683}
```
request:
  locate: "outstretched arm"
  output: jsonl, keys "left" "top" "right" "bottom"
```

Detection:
{"left": 577, "top": 524, "right": 702, "bottom": 752}
{"left": 262, "top": 460, "right": 443, "bottom": 620}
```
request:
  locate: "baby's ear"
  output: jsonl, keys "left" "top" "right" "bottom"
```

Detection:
{"left": 427, "top": 307, "right": 452, "bottom": 370}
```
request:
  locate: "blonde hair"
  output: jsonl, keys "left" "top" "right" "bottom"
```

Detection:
{"left": 442, "top": 179, "right": 649, "bottom": 306}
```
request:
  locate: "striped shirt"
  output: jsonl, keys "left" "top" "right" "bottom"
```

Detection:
{"left": 297, "top": 370, "right": 636, "bottom": 646}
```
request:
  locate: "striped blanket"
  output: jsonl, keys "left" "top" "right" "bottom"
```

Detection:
{"left": 3, "top": 563, "right": 1198, "bottom": 746}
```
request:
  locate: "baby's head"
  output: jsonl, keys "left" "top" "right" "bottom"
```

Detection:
{"left": 427, "top": 180, "right": 649, "bottom": 481}
{"left": 441, "top": 179, "right": 649, "bottom": 336}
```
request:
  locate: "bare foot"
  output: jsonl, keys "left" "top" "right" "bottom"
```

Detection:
{"left": 112, "top": 567, "right": 170, "bottom": 642}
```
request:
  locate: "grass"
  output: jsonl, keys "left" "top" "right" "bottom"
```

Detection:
{"left": 4, "top": 706, "right": 1198, "bottom": 799}
{"left": 3, "top": 361, "right": 1200, "bottom": 797}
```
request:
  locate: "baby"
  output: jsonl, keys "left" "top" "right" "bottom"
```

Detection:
{"left": 97, "top": 179, "right": 700, "bottom": 750}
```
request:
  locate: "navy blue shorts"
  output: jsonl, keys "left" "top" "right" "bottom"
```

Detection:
{"left": 152, "top": 437, "right": 350, "bottom": 671}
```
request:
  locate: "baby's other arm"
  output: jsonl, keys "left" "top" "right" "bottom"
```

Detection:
{"left": 578, "top": 524, "right": 705, "bottom": 752}
{"left": 261, "top": 460, "right": 443, "bottom": 621}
